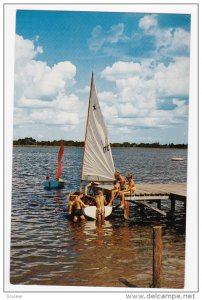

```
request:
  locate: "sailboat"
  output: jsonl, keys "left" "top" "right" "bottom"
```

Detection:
{"left": 43, "top": 143, "right": 65, "bottom": 189}
{"left": 69, "top": 73, "right": 115, "bottom": 219}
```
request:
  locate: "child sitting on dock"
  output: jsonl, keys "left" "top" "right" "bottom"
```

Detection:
{"left": 107, "top": 171, "right": 127, "bottom": 207}
{"left": 68, "top": 192, "right": 88, "bottom": 222}
{"left": 118, "top": 174, "right": 136, "bottom": 208}
{"left": 94, "top": 190, "right": 107, "bottom": 224}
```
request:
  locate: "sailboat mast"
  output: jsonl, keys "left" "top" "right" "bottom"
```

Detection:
{"left": 80, "top": 72, "right": 94, "bottom": 192}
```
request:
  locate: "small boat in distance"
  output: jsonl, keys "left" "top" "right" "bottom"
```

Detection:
{"left": 43, "top": 143, "right": 65, "bottom": 189}
{"left": 68, "top": 73, "right": 115, "bottom": 219}
{"left": 171, "top": 157, "right": 184, "bottom": 161}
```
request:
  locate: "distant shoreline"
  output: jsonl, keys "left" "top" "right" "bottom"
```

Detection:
{"left": 13, "top": 145, "right": 188, "bottom": 149}
{"left": 13, "top": 137, "right": 188, "bottom": 149}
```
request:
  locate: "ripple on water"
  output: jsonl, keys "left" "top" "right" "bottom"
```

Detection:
{"left": 10, "top": 147, "right": 187, "bottom": 287}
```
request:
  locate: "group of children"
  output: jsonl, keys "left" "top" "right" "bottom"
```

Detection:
{"left": 108, "top": 171, "right": 136, "bottom": 208}
{"left": 67, "top": 190, "right": 107, "bottom": 224}
{"left": 67, "top": 171, "right": 136, "bottom": 224}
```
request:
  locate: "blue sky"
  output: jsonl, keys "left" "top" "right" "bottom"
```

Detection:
{"left": 14, "top": 10, "right": 190, "bottom": 143}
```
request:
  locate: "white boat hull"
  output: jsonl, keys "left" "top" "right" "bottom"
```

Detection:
{"left": 82, "top": 206, "right": 112, "bottom": 220}
{"left": 171, "top": 158, "right": 184, "bottom": 161}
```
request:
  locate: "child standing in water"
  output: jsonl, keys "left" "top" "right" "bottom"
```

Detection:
{"left": 68, "top": 192, "right": 88, "bottom": 222}
{"left": 94, "top": 190, "right": 107, "bottom": 224}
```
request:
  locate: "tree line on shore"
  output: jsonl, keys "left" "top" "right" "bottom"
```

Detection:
{"left": 13, "top": 137, "right": 188, "bottom": 149}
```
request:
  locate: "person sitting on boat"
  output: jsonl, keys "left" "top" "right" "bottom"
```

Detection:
{"left": 118, "top": 173, "right": 136, "bottom": 208}
{"left": 94, "top": 190, "right": 107, "bottom": 224}
{"left": 107, "top": 171, "right": 127, "bottom": 206}
{"left": 56, "top": 177, "right": 64, "bottom": 182}
{"left": 69, "top": 193, "right": 88, "bottom": 222}
{"left": 45, "top": 176, "right": 51, "bottom": 188}
{"left": 85, "top": 181, "right": 98, "bottom": 196}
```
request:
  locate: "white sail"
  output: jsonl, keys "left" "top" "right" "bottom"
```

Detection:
{"left": 81, "top": 73, "right": 115, "bottom": 182}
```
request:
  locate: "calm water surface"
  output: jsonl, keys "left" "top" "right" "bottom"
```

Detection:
{"left": 10, "top": 147, "right": 187, "bottom": 288}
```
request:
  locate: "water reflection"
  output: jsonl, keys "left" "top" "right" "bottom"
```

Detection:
{"left": 10, "top": 147, "right": 186, "bottom": 288}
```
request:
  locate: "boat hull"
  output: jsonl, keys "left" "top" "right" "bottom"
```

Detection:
{"left": 82, "top": 206, "right": 112, "bottom": 220}
{"left": 43, "top": 180, "right": 64, "bottom": 189}
{"left": 171, "top": 158, "right": 184, "bottom": 161}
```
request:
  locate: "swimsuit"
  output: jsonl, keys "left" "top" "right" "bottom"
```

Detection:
{"left": 72, "top": 208, "right": 83, "bottom": 217}
{"left": 96, "top": 206, "right": 105, "bottom": 216}
{"left": 114, "top": 177, "right": 126, "bottom": 190}
{"left": 119, "top": 177, "right": 127, "bottom": 190}
{"left": 120, "top": 186, "right": 127, "bottom": 190}
{"left": 123, "top": 181, "right": 135, "bottom": 195}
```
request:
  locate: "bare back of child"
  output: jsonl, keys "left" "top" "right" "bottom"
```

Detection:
{"left": 94, "top": 190, "right": 107, "bottom": 224}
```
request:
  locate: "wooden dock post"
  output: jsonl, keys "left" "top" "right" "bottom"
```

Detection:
{"left": 171, "top": 199, "right": 176, "bottom": 214}
{"left": 157, "top": 200, "right": 161, "bottom": 210}
{"left": 124, "top": 201, "right": 130, "bottom": 220}
{"left": 184, "top": 199, "right": 186, "bottom": 212}
{"left": 153, "top": 226, "right": 163, "bottom": 288}
{"left": 140, "top": 204, "right": 145, "bottom": 220}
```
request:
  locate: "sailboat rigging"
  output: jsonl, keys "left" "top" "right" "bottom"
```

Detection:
{"left": 43, "top": 143, "right": 65, "bottom": 189}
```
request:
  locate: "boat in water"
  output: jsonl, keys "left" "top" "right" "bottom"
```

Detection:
{"left": 68, "top": 73, "right": 115, "bottom": 219}
{"left": 43, "top": 143, "right": 65, "bottom": 189}
{"left": 171, "top": 157, "right": 184, "bottom": 161}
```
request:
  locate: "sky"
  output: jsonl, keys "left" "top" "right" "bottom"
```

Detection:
{"left": 14, "top": 10, "right": 191, "bottom": 144}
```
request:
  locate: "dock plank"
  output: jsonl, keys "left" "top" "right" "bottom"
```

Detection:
{"left": 93, "top": 183, "right": 186, "bottom": 218}
{"left": 96, "top": 183, "right": 187, "bottom": 198}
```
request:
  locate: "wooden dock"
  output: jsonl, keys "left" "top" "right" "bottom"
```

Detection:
{"left": 94, "top": 183, "right": 187, "bottom": 219}
{"left": 134, "top": 183, "right": 186, "bottom": 198}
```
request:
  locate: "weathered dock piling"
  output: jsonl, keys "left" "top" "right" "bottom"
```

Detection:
{"left": 153, "top": 226, "right": 163, "bottom": 288}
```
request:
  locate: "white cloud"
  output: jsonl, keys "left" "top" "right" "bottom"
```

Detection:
{"left": 14, "top": 34, "right": 83, "bottom": 136}
{"left": 100, "top": 59, "right": 189, "bottom": 130}
{"left": 101, "top": 61, "right": 142, "bottom": 81}
{"left": 139, "top": 14, "right": 158, "bottom": 31}
{"left": 99, "top": 91, "right": 118, "bottom": 104}
{"left": 161, "top": 28, "right": 190, "bottom": 56}
{"left": 88, "top": 15, "right": 190, "bottom": 65}
{"left": 97, "top": 92, "right": 119, "bottom": 121}
{"left": 15, "top": 34, "right": 76, "bottom": 104}
{"left": 77, "top": 85, "right": 90, "bottom": 93}
{"left": 171, "top": 28, "right": 190, "bottom": 49}
{"left": 153, "top": 27, "right": 190, "bottom": 57}
{"left": 101, "top": 58, "right": 189, "bottom": 99}
{"left": 138, "top": 15, "right": 190, "bottom": 57}
{"left": 14, "top": 16, "right": 190, "bottom": 143}
{"left": 15, "top": 59, "right": 76, "bottom": 102}
{"left": 14, "top": 107, "right": 32, "bottom": 126}
{"left": 154, "top": 57, "right": 190, "bottom": 97}
{"left": 30, "top": 110, "right": 79, "bottom": 125}
{"left": 88, "top": 23, "right": 124, "bottom": 52}
{"left": 52, "top": 93, "right": 85, "bottom": 113}
{"left": 16, "top": 96, "right": 52, "bottom": 108}
{"left": 108, "top": 23, "right": 124, "bottom": 43}
{"left": 15, "top": 35, "right": 43, "bottom": 69}
{"left": 173, "top": 98, "right": 186, "bottom": 107}
{"left": 155, "top": 28, "right": 173, "bottom": 49}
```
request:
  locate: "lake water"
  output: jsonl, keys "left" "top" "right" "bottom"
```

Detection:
{"left": 10, "top": 147, "right": 187, "bottom": 288}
